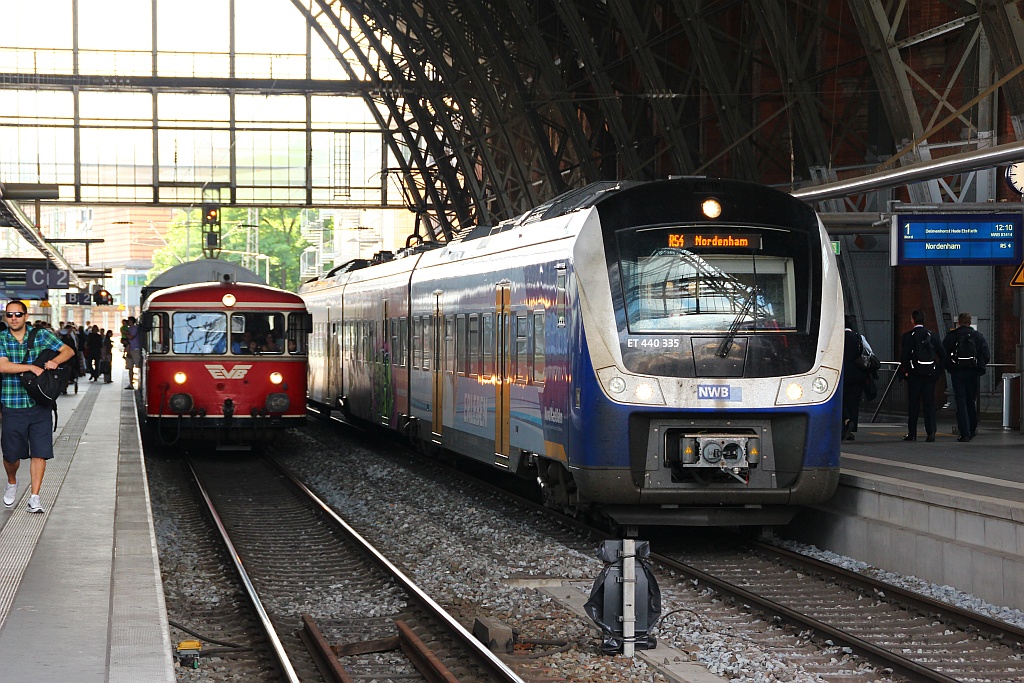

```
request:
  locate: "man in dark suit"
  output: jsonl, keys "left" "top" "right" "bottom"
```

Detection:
{"left": 899, "top": 309, "right": 945, "bottom": 442}
{"left": 942, "top": 312, "right": 991, "bottom": 442}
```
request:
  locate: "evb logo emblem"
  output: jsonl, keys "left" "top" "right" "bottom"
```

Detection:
{"left": 205, "top": 364, "right": 253, "bottom": 379}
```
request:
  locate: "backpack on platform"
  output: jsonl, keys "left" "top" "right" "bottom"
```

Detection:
{"left": 909, "top": 329, "right": 937, "bottom": 377}
{"left": 19, "top": 328, "right": 72, "bottom": 431}
{"left": 951, "top": 330, "right": 979, "bottom": 369}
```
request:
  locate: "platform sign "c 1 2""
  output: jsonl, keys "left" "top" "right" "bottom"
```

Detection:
{"left": 26, "top": 268, "right": 70, "bottom": 289}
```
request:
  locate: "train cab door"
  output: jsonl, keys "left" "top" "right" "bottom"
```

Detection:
{"left": 431, "top": 292, "right": 443, "bottom": 442}
{"left": 495, "top": 282, "right": 512, "bottom": 468}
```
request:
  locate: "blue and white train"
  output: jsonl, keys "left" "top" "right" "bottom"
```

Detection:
{"left": 300, "top": 178, "right": 843, "bottom": 526}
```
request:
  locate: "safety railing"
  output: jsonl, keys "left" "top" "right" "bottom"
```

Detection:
{"left": 863, "top": 361, "right": 1018, "bottom": 424}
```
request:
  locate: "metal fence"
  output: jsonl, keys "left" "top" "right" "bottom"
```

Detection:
{"left": 862, "top": 362, "right": 1016, "bottom": 424}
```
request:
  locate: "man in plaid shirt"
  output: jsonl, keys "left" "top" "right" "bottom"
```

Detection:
{"left": 0, "top": 301, "right": 75, "bottom": 514}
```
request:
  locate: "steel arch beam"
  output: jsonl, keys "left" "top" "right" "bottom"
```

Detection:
{"left": 606, "top": 0, "right": 695, "bottom": 175}
{"left": 978, "top": 0, "right": 1024, "bottom": 138}
{"left": 292, "top": 0, "right": 444, "bottom": 240}
{"left": 670, "top": 0, "right": 758, "bottom": 180}
{"left": 748, "top": 0, "right": 833, "bottom": 171}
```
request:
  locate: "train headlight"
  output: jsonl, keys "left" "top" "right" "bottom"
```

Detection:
{"left": 776, "top": 367, "right": 839, "bottom": 405}
{"left": 635, "top": 382, "right": 654, "bottom": 401}
{"left": 269, "top": 372, "right": 283, "bottom": 385}
{"left": 608, "top": 376, "right": 626, "bottom": 394}
{"left": 221, "top": 293, "right": 236, "bottom": 307}
{"left": 173, "top": 371, "right": 187, "bottom": 385}
{"left": 701, "top": 198, "right": 722, "bottom": 219}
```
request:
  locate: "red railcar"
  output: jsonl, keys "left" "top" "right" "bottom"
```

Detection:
{"left": 140, "top": 279, "right": 310, "bottom": 449}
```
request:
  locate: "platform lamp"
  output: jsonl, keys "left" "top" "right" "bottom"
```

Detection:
{"left": 202, "top": 204, "right": 222, "bottom": 259}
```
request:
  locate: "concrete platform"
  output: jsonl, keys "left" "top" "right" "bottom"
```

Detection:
{"left": 0, "top": 365, "right": 174, "bottom": 682}
{"left": 787, "top": 419, "right": 1024, "bottom": 613}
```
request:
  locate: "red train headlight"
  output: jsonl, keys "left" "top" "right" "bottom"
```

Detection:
{"left": 174, "top": 371, "right": 187, "bottom": 384}
{"left": 269, "top": 372, "right": 283, "bottom": 385}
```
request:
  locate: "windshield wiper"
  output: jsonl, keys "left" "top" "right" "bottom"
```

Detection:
{"left": 716, "top": 286, "right": 758, "bottom": 358}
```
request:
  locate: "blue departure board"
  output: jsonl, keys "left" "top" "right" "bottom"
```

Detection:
{"left": 893, "top": 213, "right": 1023, "bottom": 266}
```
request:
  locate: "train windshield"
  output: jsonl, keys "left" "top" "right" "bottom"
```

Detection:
{"left": 172, "top": 312, "right": 228, "bottom": 354}
{"left": 617, "top": 227, "right": 797, "bottom": 333}
{"left": 229, "top": 312, "right": 288, "bottom": 354}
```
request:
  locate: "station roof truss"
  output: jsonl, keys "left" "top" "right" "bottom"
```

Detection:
{"left": 2, "top": 1, "right": 1024, "bottom": 244}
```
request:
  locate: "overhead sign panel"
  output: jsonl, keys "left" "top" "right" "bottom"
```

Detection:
{"left": 892, "top": 212, "right": 1022, "bottom": 266}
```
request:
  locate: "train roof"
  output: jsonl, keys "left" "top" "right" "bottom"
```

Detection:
{"left": 144, "top": 281, "right": 306, "bottom": 310}
{"left": 141, "top": 259, "right": 265, "bottom": 304}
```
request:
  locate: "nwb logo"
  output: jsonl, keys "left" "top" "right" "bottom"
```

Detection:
{"left": 205, "top": 364, "right": 253, "bottom": 379}
{"left": 697, "top": 385, "right": 741, "bottom": 400}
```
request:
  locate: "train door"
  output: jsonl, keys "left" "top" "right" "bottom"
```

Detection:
{"left": 495, "top": 282, "right": 512, "bottom": 468}
{"left": 379, "top": 299, "right": 391, "bottom": 425}
{"left": 431, "top": 292, "right": 443, "bottom": 442}
{"left": 328, "top": 314, "right": 342, "bottom": 407}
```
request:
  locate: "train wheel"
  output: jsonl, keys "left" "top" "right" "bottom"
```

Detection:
{"left": 541, "top": 461, "right": 588, "bottom": 519}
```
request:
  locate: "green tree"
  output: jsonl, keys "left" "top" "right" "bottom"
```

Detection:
{"left": 149, "top": 208, "right": 312, "bottom": 291}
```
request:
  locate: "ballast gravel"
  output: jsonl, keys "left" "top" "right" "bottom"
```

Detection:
{"left": 150, "top": 425, "right": 1024, "bottom": 682}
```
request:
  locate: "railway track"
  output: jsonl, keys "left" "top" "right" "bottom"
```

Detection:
{"left": 293, "top": 415, "right": 1024, "bottom": 681}
{"left": 187, "top": 454, "right": 522, "bottom": 683}
{"left": 656, "top": 538, "right": 1024, "bottom": 682}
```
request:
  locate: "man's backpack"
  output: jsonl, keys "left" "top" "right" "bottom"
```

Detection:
{"left": 909, "top": 329, "right": 937, "bottom": 376}
{"left": 854, "top": 335, "right": 881, "bottom": 373}
{"left": 19, "top": 328, "right": 72, "bottom": 431}
{"left": 951, "top": 329, "right": 979, "bottom": 369}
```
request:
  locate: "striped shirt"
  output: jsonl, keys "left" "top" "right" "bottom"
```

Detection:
{"left": 0, "top": 327, "right": 65, "bottom": 409}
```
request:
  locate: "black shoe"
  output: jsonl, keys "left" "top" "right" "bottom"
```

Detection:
{"left": 957, "top": 435, "right": 971, "bottom": 442}
{"left": 902, "top": 435, "right": 916, "bottom": 441}
{"left": 925, "top": 434, "right": 935, "bottom": 442}
{"left": 845, "top": 433, "right": 854, "bottom": 441}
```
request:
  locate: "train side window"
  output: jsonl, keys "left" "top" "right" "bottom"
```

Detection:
{"left": 401, "top": 317, "right": 409, "bottom": 366}
{"left": 147, "top": 313, "right": 169, "bottom": 354}
{"left": 444, "top": 315, "right": 455, "bottom": 374}
{"left": 412, "top": 317, "right": 422, "bottom": 369}
{"left": 390, "top": 319, "right": 398, "bottom": 366}
{"left": 455, "top": 315, "right": 467, "bottom": 375}
{"left": 286, "top": 312, "right": 308, "bottom": 354}
{"left": 556, "top": 264, "right": 567, "bottom": 328}
{"left": 482, "top": 313, "right": 494, "bottom": 378}
{"left": 533, "top": 312, "right": 546, "bottom": 384}
{"left": 422, "top": 316, "right": 432, "bottom": 370}
{"left": 514, "top": 312, "right": 529, "bottom": 383}
{"left": 468, "top": 314, "right": 479, "bottom": 377}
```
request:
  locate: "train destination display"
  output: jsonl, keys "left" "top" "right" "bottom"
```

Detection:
{"left": 893, "top": 213, "right": 1022, "bottom": 266}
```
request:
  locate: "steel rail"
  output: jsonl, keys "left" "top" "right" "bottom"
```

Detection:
{"left": 268, "top": 456, "right": 526, "bottom": 683}
{"left": 747, "top": 538, "right": 1024, "bottom": 646}
{"left": 186, "top": 459, "right": 301, "bottom": 683}
{"left": 651, "top": 550, "right": 963, "bottom": 683}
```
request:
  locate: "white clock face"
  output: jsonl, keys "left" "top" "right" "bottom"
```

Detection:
{"left": 1007, "top": 162, "right": 1024, "bottom": 194}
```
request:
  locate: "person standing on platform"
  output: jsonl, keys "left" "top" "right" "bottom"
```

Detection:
{"left": 899, "top": 309, "right": 945, "bottom": 442}
{"left": 0, "top": 301, "right": 75, "bottom": 514}
{"left": 841, "top": 315, "right": 868, "bottom": 441}
{"left": 101, "top": 329, "right": 114, "bottom": 383}
{"left": 85, "top": 324, "right": 102, "bottom": 380}
{"left": 942, "top": 312, "right": 990, "bottom": 442}
{"left": 125, "top": 316, "right": 141, "bottom": 389}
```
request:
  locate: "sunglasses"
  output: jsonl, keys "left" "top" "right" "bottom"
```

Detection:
{"left": 4, "top": 312, "right": 25, "bottom": 319}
